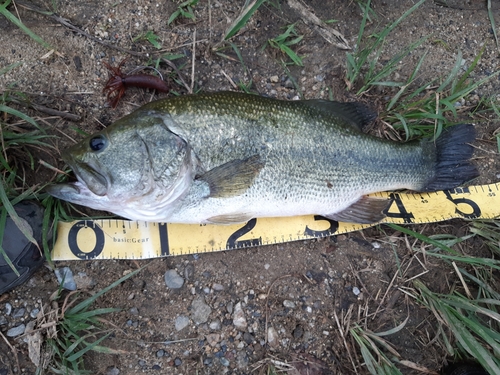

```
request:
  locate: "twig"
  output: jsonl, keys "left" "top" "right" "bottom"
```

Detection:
{"left": 9, "top": 98, "right": 81, "bottom": 121}
{"left": 452, "top": 261, "right": 473, "bottom": 299}
{"left": 190, "top": 29, "right": 196, "bottom": 94}
{"left": 0, "top": 330, "right": 20, "bottom": 372}
{"left": 287, "top": 0, "right": 351, "bottom": 50}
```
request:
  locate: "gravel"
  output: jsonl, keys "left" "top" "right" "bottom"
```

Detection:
{"left": 164, "top": 269, "right": 184, "bottom": 289}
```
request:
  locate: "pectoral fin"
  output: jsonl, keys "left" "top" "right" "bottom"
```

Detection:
{"left": 199, "top": 155, "right": 264, "bottom": 198}
{"left": 324, "top": 196, "right": 390, "bottom": 224}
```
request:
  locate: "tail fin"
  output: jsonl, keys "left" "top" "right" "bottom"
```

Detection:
{"left": 421, "top": 124, "right": 478, "bottom": 192}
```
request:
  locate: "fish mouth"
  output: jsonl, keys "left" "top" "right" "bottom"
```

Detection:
{"left": 47, "top": 152, "right": 109, "bottom": 199}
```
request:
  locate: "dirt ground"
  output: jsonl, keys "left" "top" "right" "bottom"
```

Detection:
{"left": 0, "top": 0, "right": 499, "bottom": 374}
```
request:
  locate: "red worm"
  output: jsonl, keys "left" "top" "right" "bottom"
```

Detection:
{"left": 102, "top": 59, "right": 169, "bottom": 108}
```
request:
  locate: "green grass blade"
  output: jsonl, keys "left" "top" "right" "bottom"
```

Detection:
{"left": 0, "top": 61, "right": 23, "bottom": 76}
{"left": 0, "top": 1, "right": 52, "bottom": 50}
{"left": 224, "top": 0, "right": 266, "bottom": 40}
{"left": 0, "top": 104, "right": 40, "bottom": 129}
{"left": 67, "top": 267, "right": 144, "bottom": 315}
{"left": 65, "top": 333, "right": 111, "bottom": 362}
{"left": 0, "top": 182, "right": 38, "bottom": 248}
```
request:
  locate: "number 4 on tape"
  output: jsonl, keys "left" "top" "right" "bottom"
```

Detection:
{"left": 51, "top": 183, "right": 500, "bottom": 260}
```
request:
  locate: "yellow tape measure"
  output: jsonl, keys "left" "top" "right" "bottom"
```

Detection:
{"left": 52, "top": 183, "right": 500, "bottom": 260}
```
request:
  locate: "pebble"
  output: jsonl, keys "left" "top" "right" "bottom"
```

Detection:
{"left": 138, "top": 359, "right": 146, "bottom": 367}
{"left": 4, "top": 303, "right": 11, "bottom": 315}
{"left": 220, "top": 357, "right": 230, "bottom": 367}
{"left": 30, "top": 308, "right": 40, "bottom": 319}
{"left": 0, "top": 315, "right": 7, "bottom": 325}
{"left": 293, "top": 325, "right": 304, "bottom": 339}
{"left": 54, "top": 267, "right": 77, "bottom": 291}
{"left": 191, "top": 297, "right": 212, "bottom": 324}
{"left": 243, "top": 332, "right": 254, "bottom": 344}
{"left": 175, "top": 315, "right": 190, "bottom": 331}
{"left": 267, "top": 326, "right": 279, "bottom": 348}
{"left": 209, "top": 319, "right": 221, "bottom": 330}
{"left": 206, "top": 333, "right": 220, "bottom": 347}
{"left": 7, "top": 324, "right": 25, "bottom": 337}
{"left": 106, "top": 366, "right": 120, "bottom": 375}
{"left": 174, "top": 358, "right": 182, "bottom": 366}
{"left": 353, "top": 287, "right": 360, "bottom": 296}
{"left": 233, "top": 302, "right": 247, "bottom": 330}
{"left": 236, "top": 350, "right": 249, "bottom": 368}
{"left": 212, "top": 283, "right": 224, "bottom": 291}
{"left": 156, "top": 349, "right": 165, "bottom": 358}
{"left": 283, "top": 300, "right": 295, "bottom": 309}
{"left": 270, "top": 75, "right": 279, "bottom": 83}
{"left": 74, "top": 272, "right": 96, "bottom": 289}
{"left": 264, "top": 263, "right": 270, "bottom": 270}
{"left": 226, "top": 301, "right": 233, "bottom": 314}
{"left": 129, "top": 307, "right": 139, "bottom": 316}
{"left": 184, "top": 264, "right": 194, "bottom": 280}
{"left": 12, "top": 307, "right": 25, "bottom": 319}
{"left": 164, "top": 269, "right": 184, "bottom": 289}
{"left": 204, "top": 357, "right": 213, "bottom": 366}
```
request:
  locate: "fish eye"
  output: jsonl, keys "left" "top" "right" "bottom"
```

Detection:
{"left": 89, "top": 135, "right": 107, "bottom": 152}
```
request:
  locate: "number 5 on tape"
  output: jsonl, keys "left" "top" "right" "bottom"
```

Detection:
{"left": 52, "top": 183, "right": 500, "bottom": 260}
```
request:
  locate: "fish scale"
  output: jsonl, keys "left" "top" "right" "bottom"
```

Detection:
{"left": 47, "top": 91, "right": 478, "bottom": 224}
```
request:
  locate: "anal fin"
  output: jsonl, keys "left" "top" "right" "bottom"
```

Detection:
{"left": 324, "top": 196, "right": 390, "bottom": 224}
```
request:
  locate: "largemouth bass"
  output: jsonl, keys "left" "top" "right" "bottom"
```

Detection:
{"left": 47, "top": 92, "right": 478, "bottom": 224}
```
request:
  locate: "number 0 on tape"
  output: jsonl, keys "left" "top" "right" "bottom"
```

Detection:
{"left": 52, "top": 183, "right": 500, "bottom": 260}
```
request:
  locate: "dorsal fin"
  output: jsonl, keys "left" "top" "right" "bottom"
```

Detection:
{"left": 301, "top": 100, "right": 377, "bottom": 132}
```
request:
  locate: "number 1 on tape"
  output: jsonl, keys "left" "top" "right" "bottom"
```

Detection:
{"left": 52, "top": 183, "right": 500, "bottom": 260}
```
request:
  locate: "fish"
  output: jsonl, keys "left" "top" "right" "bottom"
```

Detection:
{"left": 46, "top": 91, "right": 478, "bottom": 224}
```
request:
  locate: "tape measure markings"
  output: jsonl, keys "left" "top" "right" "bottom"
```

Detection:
{"left": 52, "top": 183, "right": 500, "bottom": 260}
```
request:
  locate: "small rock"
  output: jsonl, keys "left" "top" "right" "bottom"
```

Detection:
{"left": 0, "top": 315, "right": 7, "bottom": 325}
{"left": 226, "top": 301, "right": 233, "bottom": 314}
{"left": 233, "top": 302, "right": 247, "bottom": 330}
{"left": 292, "top": 325, "right": 304, "bottom": 339}
{"left": 204, "top": 357, "right": 213, "bottom": 366}
{"left": 267, "top": 326, "right": 279, "bottom": 348}
{"left": 283, "top": 79, "right": 294, "bottom": 88}
{"left": 30, "top": 308, "right": 40, "bottom": 319}
{"left": 184, "top": 264, "right": 194, "bottom": 280}
{"left": 12, "top": 307, "right": 25, "bottom": 319}
{"left": 209, "top": 319, "right": 221, "bottom": 330}
{"left": 106, "top": 366, "right": 120, "bottom": 375}
{"left": 220, "top": 357, "right": 230, "bottom": 367}
{"left": 270, "top": 75, "right": 279, "bottom": 83}
{"left": 4, "top": 303, "right": 12, "bottom": 315}
{"left": 206, "top": 333, "right": 220, "bottom": 347}
{"left": 152, "top": 365, "right": 161, "bottom": 371}
{"left": 283, "top": 300, "right": 295, "bottom": 309}
{"left": 174, "top": 358, "right": 182, "bottom": 366}
{"left": 191, "top": 297, "right": 212, "bottom": 324}
{"left": 74, "top": 272, "right": 96, "bottom": 289}
{"left": 212, "top": 283, "right": 224, "bottom": 291}
{"left": 236, "top": 350, "right": 249, "bottom": 368}
{"left": 352, "top": 286, "right": 360, "bottom": 296}
{"left": 156, "top": 349, "right": 165, "bottom": 358}
{"left": 164, "top": 269, "right": 184, "bottom": 289}
{"left": 175, "top": 315, "right": 190, "bottom": 331}
{"left": 129, "top": 307, "right": 139, "bottom": 316}
{"left": 138, "top": 359, "right": 146, "bottom": 367}
{"left": 7, "top": 324, "right": 25, "bottom": 337}
{"left": 54, "top": 267, "right": 77, "bottom": 290}
{"left": 264, "top": 263, "right": 270, "bottom": 270}
{"left": 243, "top": 332, "right": 254, "bottom": 345}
